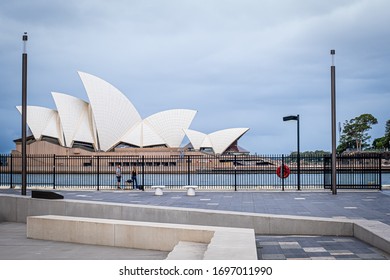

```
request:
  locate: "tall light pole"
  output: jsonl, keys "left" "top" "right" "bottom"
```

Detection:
{"left": 330, "top": 50, "right": 337, "bottom": 195}
{"left": 21, "top": 32, "right": 28, "bottom": 196}
{"left": 283, "top": 114, "right": 300, "bottom": 191}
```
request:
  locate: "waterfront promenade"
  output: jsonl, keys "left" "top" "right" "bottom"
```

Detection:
{"left": 1, "top": 188, "right": 390, "bottom": 260}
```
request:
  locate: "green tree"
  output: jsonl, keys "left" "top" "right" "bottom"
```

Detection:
{"left": 338, "top": 114, "right": 378, "bottom": 153}
{"left": 385, "top": 119, "right": 390, "bottom": 149}
{"left": 372, "top": 119, "right": 390, "bottom": 150}
{"left": 372, "top": 137, "right": 386, "bottom": 149}
{"left": 336, "top": 140, "right": 355, "bottom": 154}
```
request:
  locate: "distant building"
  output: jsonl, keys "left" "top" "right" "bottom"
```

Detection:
{"left": 15, "top": 72, "right": 249, "bottom": 155}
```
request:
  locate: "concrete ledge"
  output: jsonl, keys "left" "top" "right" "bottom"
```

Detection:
{"left": 27, "top": 215, "right": 257, "bottom": 260}
{"left": 354, "top": 220, "right": 390, "bottom": 255}
{"left": 1, "top": 194, "right": 353, "bottom": 236}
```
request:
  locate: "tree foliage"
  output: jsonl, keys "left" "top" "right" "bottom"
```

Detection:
{"left": 372, "top": 119, "right": 390, "bottom": 150}
{"left": 338, "top": 114, "right": 378, "bottom": 153}
{"left": 289, "top": 150, "right": 330, "bottom": 163}
{"left": 290, "top": 150, "right": 330, "bottom": 157}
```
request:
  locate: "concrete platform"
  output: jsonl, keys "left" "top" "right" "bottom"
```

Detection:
{"left": 1, "top": 189, "right": 390, "bottom": 260}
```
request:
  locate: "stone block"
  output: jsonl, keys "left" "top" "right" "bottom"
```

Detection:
{"left": 354, "top": 220, "right": 390, "bottom": 255}
{"left": 0, "top": 195, "right": 17, "bottom": 222}
{"left": 268, "top": 215, "right": 354, "bottom": 236}
{"left": 27, "top": 215, "right": 115, "bottom": 246}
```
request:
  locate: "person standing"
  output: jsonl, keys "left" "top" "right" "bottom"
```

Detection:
{"left": 116, "top": 164, "right": 122, "bottom": 190}
{"left": 131, "top": 166, "right": 139, "bottom": 190}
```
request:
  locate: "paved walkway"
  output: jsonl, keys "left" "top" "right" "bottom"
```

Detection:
{"left": 256, "top": 235, "right": 388, "bottom": 260}
{"left": 1, "top": 188, "right": 390, "bottom": 260}
{"left": 4, "top": 188, "right": 388, "bottom": 224}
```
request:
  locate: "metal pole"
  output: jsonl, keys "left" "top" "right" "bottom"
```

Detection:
{"left": 53, "top": 154, "right": 56, "bottom": 189}
{"left": 187, "top": 155, "right": 191, "bottom": 185}
{"left": 281, "top": 154, "right": 285, "bottom": 191}
{"left": 234, "top": 155, "right": 237, "bottom": 191}
{"left": 297, "top": 114, "right": 301, "bottom": 191}
{"left": 379, "top": 154, "right": 382, "bottom": 191}
{"left": 21, "top": 32, "right": 28, "bottom": 196}
{"left": 10, "top": 154, "right": 13, "bottom": 188}
{"left": 141, "top": 155, "right": 145, "bottom": 187}
{"left": 331, "top": 50, "right": 337, "bottom": 195}
{"left": 97, "top": 156, "right": 100, "bottom": 191}
{"left": 283, "top": 115, "right": 300, "bottom": 190}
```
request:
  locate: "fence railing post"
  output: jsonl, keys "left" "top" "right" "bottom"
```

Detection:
{"left": 53, "top": 154, "right": 56, "bottom": 189}
{"left": 187, "top": 155, "right": 191, "bottom": 185}
{"left": 234, "top": 155, "right": 237, "bottom": 191}
{"left": 97, "top": 156, "right": 100, "bottom": 191}
{"left": 379, "top": 154, "right": 382, "bottom": 190}
{"left": 10, "top": 154, "right": 13, "bottom": 188}
{"left": 142, "top": 155, "right": 145, "bottom": 187}
{"left": 323, "top": 154, "right": 330, "bottom": 189}
{"left": 323, "top": 155, "right": 326, "bottom": 189}
{"left": 281, "top": 154, "right": 285, "bottom": 191}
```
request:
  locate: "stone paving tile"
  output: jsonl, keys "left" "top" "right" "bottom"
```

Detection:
{"left": 279, "top": 242, "right": 301, "bottom": 249}
{"left": 262, "top": 254, "right": 286, "bottom": 260}
{"left": 310, "top": 256, "right": 336, "bottom": 260}
{"left": 356, "top": 253, "right": 385, "bottom": 260}
{"left": 329, "top": 250, "right": 354, "bottom": 256}
{"left": 303, "top": 247, "right": 327, "bottom": 253}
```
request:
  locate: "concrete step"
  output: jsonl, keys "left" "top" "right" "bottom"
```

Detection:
{"left": 165, "top": 241, "right": 208, "bottom": 260}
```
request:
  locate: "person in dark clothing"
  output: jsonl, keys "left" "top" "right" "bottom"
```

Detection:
{"left": 115, "top": 164, "right": 122, "bottom": 190}
{"left": 131, "top": 167, "right": 139, "bottom": 190}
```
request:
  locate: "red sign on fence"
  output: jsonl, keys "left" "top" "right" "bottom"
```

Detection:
{"left": 276, "top": 164, "right": 290, "bottom": 179}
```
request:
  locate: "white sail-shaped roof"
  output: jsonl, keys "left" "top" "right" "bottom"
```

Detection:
{"left": 120, "top": 121, "right": 165, "bottom": 147}
{"left": 184, "top": 127, "right": 249, "bottom": 154}
{"left": 183, "top": 129, "right": 206, "bottom": 150}
{"left": 121, "top": 121, "right": 142, "bottom": 147}
{"left": 73, "top": 105, "right": 97, "bottom": 147}
{"left": 208, "top": 128, "right": 249, "bottom": 154}
{"left": 78, "top": 71, "right": 142, "bottom": 151}
{"left": 145, "top": 109, "right": 197, "bottom": 148}
{"left": 141, "top": 121, "right": 167, "bottom": 147}
{"left": 51, "top": 92, "right": 97, "bottom": 148}
{"left": 16, "top": 106, "right": 64, "bottom": 146}
{"left": 201, "top": 135, "right": 213, "bottom": 148}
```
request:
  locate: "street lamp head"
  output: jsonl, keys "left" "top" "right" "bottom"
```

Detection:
{"left": 283, "top": 115, "right": 299, "bottom": 122}
{"left": 330, "top": 49, "right": 335, "bottom": 66}
{"left": 282, "top": 114, "right": 301, "bottom": 190}
{"left": 22, "top": 32, "right": 28, "bottom": 53}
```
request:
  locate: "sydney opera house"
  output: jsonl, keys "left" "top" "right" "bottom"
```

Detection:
{"left": 15, "top": 72, "right": 249, "bottom": 156}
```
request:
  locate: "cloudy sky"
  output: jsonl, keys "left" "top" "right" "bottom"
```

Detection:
{"left": 1, "top": 0, "right": 389, "bottom": 154}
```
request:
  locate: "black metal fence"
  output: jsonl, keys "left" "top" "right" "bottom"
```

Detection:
{"left": 0, "top": 153, "right": 382, "bottom": 190}
{"left": 324, "top": 154, "right": 382, "bottom": 189}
